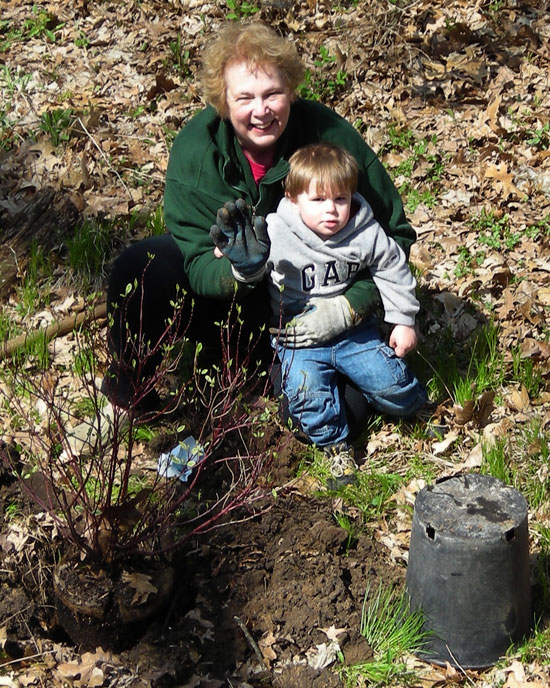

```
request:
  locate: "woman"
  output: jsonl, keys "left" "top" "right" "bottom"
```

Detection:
{"left": 105, "top": 21, "right": 420, "bottom": 428}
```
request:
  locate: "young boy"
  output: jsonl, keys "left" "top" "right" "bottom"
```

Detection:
{"left": 266, "top": 142, "right": 427, "bottom": 487}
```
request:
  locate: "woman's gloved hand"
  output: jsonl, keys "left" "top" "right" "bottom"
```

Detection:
{"left": 271, "top": 295, "right": 357, "bottom": 348}
{"left": 210, "top": 199, "right": 269, "bottom": 282}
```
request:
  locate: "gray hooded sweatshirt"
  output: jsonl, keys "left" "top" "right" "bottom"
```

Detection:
{"left": 266, "top": 193, "right": 419, "bottom": 327}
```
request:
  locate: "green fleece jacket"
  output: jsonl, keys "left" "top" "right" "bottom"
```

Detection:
{"left": 164, "top": 99, "right": 416, "bottom": 316}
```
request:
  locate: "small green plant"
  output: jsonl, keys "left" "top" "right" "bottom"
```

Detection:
{"left": 0, "top": 64, "right": 32, "bottom": 94}
{"left": 513, "top": 621, "right": 550, "bottom": 666}
{"left": 480, "top": 0, "right": 504, "bottom": 21}
{"left": 146, "top": 205, "right": 165, "bottom": 236}
{"left": 225, "top": 0, "right": 260, "bottom": 20}
{"left": 467, "top": 323, "right": 504, "bottom": 394}
{"left": 531, "top": 524, "right": 550, "bottom": 617}
{"left": 381, "top": 126, "right": 446, "bottom": 214}
{"left": 4, "top": 330, "right": 52, "bottom": 371}
{"left": 511, "top": 347, "right": 544, "bottom": 399}
{"left": 405, "top": 453, "right": 438, "bottom": 483}
{"left": 471, "top": 208, "right": 522, "bottom": 251}
{"left": 66, "top": 216, "right": 119, "bottom": 287}
{"left": 24, "top": 5, "right": 64, "bottom": 42}
{"left": 526, "top": 122, "right": 550, "bottom": 150}
{"left": 297, "top": 46, "right": 347, "bottom": 102}
{"left": 479, "top": 419, "right": 550, "bottom": 516}
{"left": 16, "top": 242, "right": 52, "bottom": 317}
{"left": 72, "top": 346, "right": 98, "bottom": 377}
{"left": 333, "top": 512, "right": 359, "bottom": 554}
{"left": 168, "top": 34, "right": 191, "bottom": 75}
{"left": 74, "top": 30, "right": 89, "bottom": 48}
{"left": 72, "top": 392, "right": 107, "bottom": 421}
{"left": 129, "top": 105, "right": 146, "bottom": 120}
{"left": 384, "top": 125, "right": 416, "bottom": 152}
{"left": 454, "top": 245, "right": 486, "bottom": 278}
{"left": 481, "top": 438, "right": 513, "bottom": 484}
{"left": 457, "top": 324, "right": 501, "bottom": 404}
{"left": 4, "top": 501, "right": 22, "bottom": 520}
{"left": 352, "top": 117, "right": 367, "bottom": 135}
{"left": 346, "top": 471, "right": 403, "bottom": 521}
{"left": 402, "top": 186, "right": 438, "bottom": 214}
{"left": 0, "top": 308, "right": 19, "bottom": 343}
{"left": 340, "top": 583, "right": 428, "bottom": 687}
{"left": 525, "top": 215, "right": 550, "bottom": 239}
{"left": 418, "top": 322, "right": 506, "bottom": 407}
{"left": 334, "top": 0, "right": 360, "bottom": 8}
{"left": 299, "top": 445, "right": 401, "bottom": 510}
{"left": 446, "top": 323, "right": 504, "bottom": 406}
{"left": 515, "top": 420, "right": 550, "bottom": 510}
{"left": 0, "top": 65, "right": 32, "bottom": 149}
{"left": 133, "top": 424, "right": 156, "bottom": 442}
{"left": 162, "top": 124, "right": 177, "bottom": 147}
{"left": 296, "top": 444, "right": 329, "bottom": 482}
{"left": 416, "top": 327, "right": 459, "bottom": 402}
{"left": 130, "top": 161, "right": 156, "bottom": 187}
{"left": 40, "top": 107, "right": 75, "bottom": 146}
{"left": 0, "top": 6, "right": 64, "bottom": 51}
{"left": 521, "top": 419, "right": 550, "bottom": 465}
{"left": 0, "top": 107, "right": 16, "bottom": 149}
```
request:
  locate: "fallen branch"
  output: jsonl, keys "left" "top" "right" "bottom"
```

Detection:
{"left": 233, "top": 615, "right": 268, "bottom": 671}
{"left": 0, "top": 302, "right": 107, "bottom": 360}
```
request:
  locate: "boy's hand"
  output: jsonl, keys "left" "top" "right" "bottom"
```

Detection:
{"left": 389, "top": 324, "right": 417, "bottom": 357}
{"left": 210, "top": 199, "right": 269, "bottom": 282}
{"left": 271, "top": 295, "right": 355, "bottom": 348}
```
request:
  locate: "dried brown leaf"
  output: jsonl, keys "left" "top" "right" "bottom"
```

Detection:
{"left": 537, "top": 287, "right": 550, "bottom": 306}
{"left": 432, "top": 431, "right": 459, "bottom": 456}
{"left": 452, "top": 400, "right": 475, "bottom": 425}
{"left": 475, "top": 390, "right": 495, "bottom": 427}
{"left": 484, "top": 162, "right": 523, "bottom": 199}
{"left": 507, "top": 385, "right": 530, "bottom": 412}
{"left": 486, "top": 94, "right": 503, "bottom": 133}
{"left": 320, "top": 625, "right": 347, "bottom": 642}
{"left": 121, "top": 571, "right": 158, "bottom": 606}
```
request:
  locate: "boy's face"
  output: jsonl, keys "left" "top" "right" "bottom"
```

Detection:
{"left": 289, "top": 179, "right": 352, "bottom": 239}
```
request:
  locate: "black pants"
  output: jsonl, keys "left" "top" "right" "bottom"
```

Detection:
{"left": 106, "top": 234, "right": 370, "bottom": 439}
{"left": 106, "top": 234, "right": 270, "bottom": 402}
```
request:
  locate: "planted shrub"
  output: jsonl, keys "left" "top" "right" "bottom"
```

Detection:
{"left": 0, "top": 288, "right": 279, "bottom": 569}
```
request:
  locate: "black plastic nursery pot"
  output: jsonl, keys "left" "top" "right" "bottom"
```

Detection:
{"left": 406, "top": 473, "right": 531, "bottom": 669}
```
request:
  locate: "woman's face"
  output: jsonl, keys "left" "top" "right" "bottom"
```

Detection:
{"left": 224, "top": 61, "right": 292, "bottom": 158}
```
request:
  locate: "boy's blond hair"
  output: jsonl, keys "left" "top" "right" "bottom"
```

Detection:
{"left": 200, "top": 22, "right": 305, "bottom": 119}
{"left": 284, "top": 143, "right": 358, "bottom": 199}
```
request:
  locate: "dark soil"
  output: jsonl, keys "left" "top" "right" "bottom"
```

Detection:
{"left": 0, "top": 432, "right": 403, "bottom": 687}
{"left": 117, "top": 493, "right": 400, "bottom": 688}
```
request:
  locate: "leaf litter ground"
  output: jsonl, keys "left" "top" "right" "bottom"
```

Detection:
{"left": 0, "top": 427, "right": 402, "bottom": 687}
{"left": 1, "top": 0, "right": 550, "bottom": 686}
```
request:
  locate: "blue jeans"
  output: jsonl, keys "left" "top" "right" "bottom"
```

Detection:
{"left": 273, "top": 321, "right": 427, "bottom": 447}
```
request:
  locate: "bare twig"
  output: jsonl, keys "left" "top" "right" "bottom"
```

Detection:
{"left": 445, "top": 645, "right": 476, "bottom": 685}
{"left": 0, "top": 649, "right": 56, "bottom": 668}
{"left": 76, "top": 116, "right": 133, "bottom": 200}
{"left": 233, "top": 615, "right": 268, "bottom": 671}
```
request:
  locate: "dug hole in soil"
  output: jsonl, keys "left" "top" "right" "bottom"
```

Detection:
{"left": 0, "top": 427, "right": 403, "bottom": 687}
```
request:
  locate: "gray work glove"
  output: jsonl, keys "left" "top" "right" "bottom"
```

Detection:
{"left": 270, "top": 295, "right": 357, "bottom": 348}
{"left": 209, "top": 198, "right": 269, "bottom": 283}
